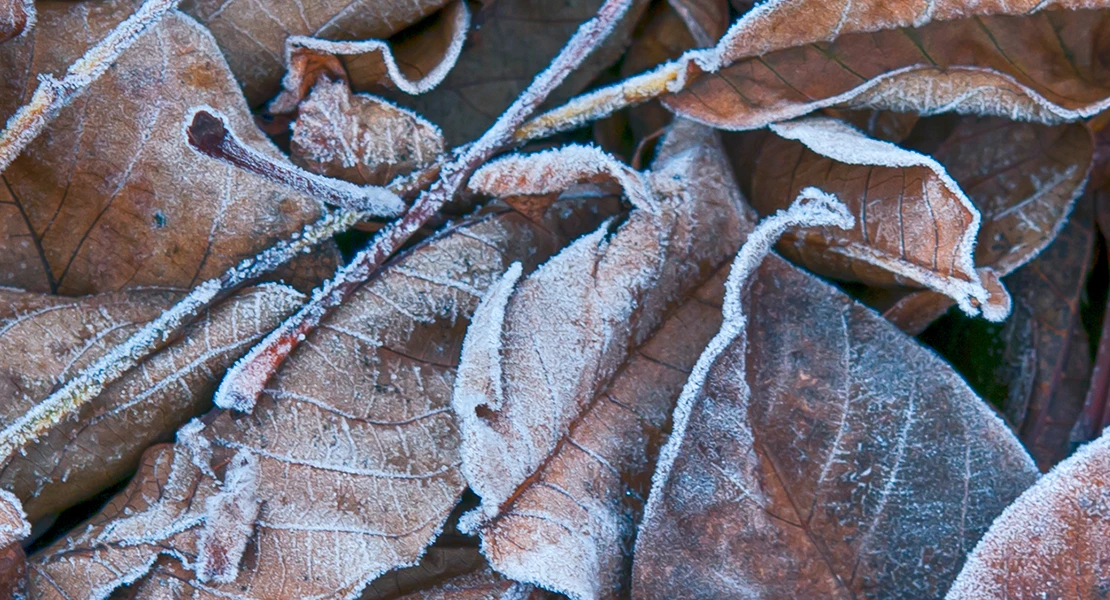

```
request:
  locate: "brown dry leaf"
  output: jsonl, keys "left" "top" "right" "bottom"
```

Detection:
{"left": 28, "top": 195, "right": 618, "bottom": 600}
{"left": 474, "top": 268, "right": 728, "bottom": 600}
{"left": 883, "top": 118, "right": 1093, "bottom": 333}
{"left": 452, "top": 121, "right": 747, "bottom": 599}
{"left": 619, "top": 1, "right": 696, "bottom": 144}
{"left": 633, "top": 251, "right": 1039, "bottom": 599}
{"left": 291, "top": 77, "right": 445, "bottom": 187}
{"left": 0, "top": 0, "right": 333, "bottom": 295}
{"left": 0, "top": 284, "right": 303, "bottom": 523}
{"left": 393, "top": 0, "right": 649, "bottom": 144}
{"left": 361, "top": 546, "right": 544, "bottom": 600}
{"left": 665, "top": 1, "right": 1110, "bottom": 130}
{"left": 946, "top": 429, "right": 1110, "bottom": 599}
{"left": 820, "top": 109, "right": 920, "bottom": 143}
{"left": 180, "top": 0, "right": 453, "bottom": 106}
{"left": 267, "top": 1, "right": 470, "bottom": 115}
{"left": 0, "top": 541, "right": 25, "bottom": 600}
{"left": 0, "top": 0, "right": 29, "bottom": 43}
{"left": 749, "top": 116, "right": 1005, "bottom": 319}
{"left": 454, "top": 120, "right": 744, "bottom": 518}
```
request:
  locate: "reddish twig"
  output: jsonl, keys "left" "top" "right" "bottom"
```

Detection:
{"left": 215, "top": 0, "right": 638, "bottom": 411}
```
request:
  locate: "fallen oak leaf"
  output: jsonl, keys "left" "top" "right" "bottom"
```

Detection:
{"left": 453, "top": 120, "right": 746, "bottom": 532}
{"left": 946, "top": 427, "right": 1110, "bottom": 599}
{"left": 290, "top": 77, "right": 446, "bottom": 188}
{"left": 27, "top": 194, "right": 618, "bottom": 600}
{"left": 0, "top": 284, "right": 303, "bottom": 523}
{"left": 749, "top": 116, "right": 1005, "bottom": 320}
{"left": 633, "top": 192, "right": 1040, "bottom": 598}
{"left": 518, "top": 0, "right": 1110, "bottom": 140}
{"left": 268, "top": 0, "right": 470, "bottom": 115}
{"left": 0, "top": 0, "right": 334, "bottom": 294}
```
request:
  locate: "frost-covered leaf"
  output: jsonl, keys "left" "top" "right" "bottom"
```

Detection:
{"left": 0, "top": 0, "right": 29, "bottom": 43}
{"left": 664, "top": 0, "right": 727, "bottom": 45}
{"left": 454, "top": 120, "right": 744, "bottom": 521}
{"left": 291, "top": 77, "right": 445, "bottom": 187}
{"left": 946, "top": 428, "right": 1110, "bottom": 599}
{"left": 28, "top": 196, "right": 618, "bottom": 600}
{"left": 0, "top": 284, "right": 303, "bottom": 522}
{"left": 633, "top": 253, "right": 1039, "bottom": 598}
{"left": 664, "top": 1, "right": 1110, "bottom": 129}
{"left": 750, "top": 116, "right": 1005, "bottom": 319}
{"left": 0, "top": 540, "right": 26, "bottom": 600}
{"left": 180, "top": 0, "right": 453, "bottom": 106}
{"left": 473, "top": 268, "right": 730, "bottom": 600}
{"left": 882, "top": 118, "right": 1092, "bottom": 333}
{"left": 268, "top": 0, "right": 470, "bottom": 114}
{"left": 390, "top": 0, "right": 649, "bottom": 144}
{"left": 0, "top": 0, "right": 334, "bottom": 295}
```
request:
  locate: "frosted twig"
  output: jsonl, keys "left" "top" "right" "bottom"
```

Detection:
{"left": 186, "top": 108, "right": 405, "bottom": 216}
{"left": 214, "top": 0, "right": 638, "bottom": 412}
{"left": 0, "top": 0, "right": 180, "bottom": 174}
{"left": 642, "top": 188, "right": 854, "bottom": 528}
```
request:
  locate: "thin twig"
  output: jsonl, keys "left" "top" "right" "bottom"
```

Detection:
{"left": 215, "top": 0, "right": 637, "bottom": 411}
{"left": 0, "top": 0, "right": 180, "bottom": 173}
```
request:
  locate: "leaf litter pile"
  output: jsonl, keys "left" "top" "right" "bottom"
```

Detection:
{"left": 5, "top": 0, "right": 1110, "bottom": 598}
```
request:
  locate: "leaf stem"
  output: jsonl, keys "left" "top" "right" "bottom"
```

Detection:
{"left": 0, "top": 0, "right": 180, "bottom": 174}
{"left": 214, "top": 0, "right": 638, "bottom": 411}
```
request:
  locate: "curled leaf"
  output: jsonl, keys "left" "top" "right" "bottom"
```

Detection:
{"left": 947, "top": 429, "right": 1110, "bottom": 599}
{"left": 0, "top": 285, "right": 303, "bottom": 522}
{"left": 751, "top": 116, "right": 1004, "bottom": 319}
{"left": 634, "top": 199, "right": 1039, "bottom": 598}
{"left": 182, "top": 0, "right": 454, "bottom": 105}
{"left": 453, "top": 121, "right": 746, "bottom": 532}
{"left": 0, "top": 0, "right": 333, "bottom": 294}
{"left": 269, "top": 0, "right": 470, "bottom": 114}
{"left": 29, "top": 196, "right": 617, "bottom": 599}
{"left": 291, "top": 78, "right": 446, "bottom": 187}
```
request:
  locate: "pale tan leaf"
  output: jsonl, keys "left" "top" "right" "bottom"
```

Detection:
{"left": 28, "top": 196, "right": 618, "bottom": 600}
{"left": 0, "top": 0, "right": 334, "bottom": 295}
{"left": 947, "top": 429, "right": 1110, "bottom": 599}
{"left": 633, "top": 253, "right": 1039, "bottom": 598}
{"left": 0, "top": 284, "right": 303, "bottom": 522}
{"left": 290, "top": 77, "right": 445, "bottom": 187}
{"left": 750, "top": 116, "right": 1005, "bottom": 319}
{"left": 452, "top": 121, "right": 747, "bottom": 597}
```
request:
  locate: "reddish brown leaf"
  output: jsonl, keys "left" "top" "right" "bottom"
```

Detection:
{"left": 0, "top": 542, "right": 26, "bottom": 600}
{"left": 946, "top": 429, "right": 1110, "bottom": 599}
{"left": 290, "top": 77, "right": 446, "bottom": 187}
{"left": 180, "top": 0, "right": 453, "bottom": 105}
{"left": 633, "top": 250, "right": 1038, "bottom": 598}
{"left": 0, "top": 285, "right": 303, "bottom": 522}
{"left": 881, "top": 118, "right": 1092, "bottom": 333}
{"left": 267, "top": 1, "right": 470, "bottom": 114}
{"left": 749, "top": 116, "right": 1006, "bottom": 319}
{"left": 664, "top": 0, "right": 727, "bottom": 45}
{"left": 0, "top": 0, "right": 29, "bottom": 43}
{"left": 28, "top": 196, "right": 617, "bottom": 600}
{"left": 666, "top": 2, "right": 1110, "bottom": 130}
{"left": 391, "top": 0, "right": 649, "bottom": 144}
{"left": 0, "top": 0, "right": 334, "bottom": 295}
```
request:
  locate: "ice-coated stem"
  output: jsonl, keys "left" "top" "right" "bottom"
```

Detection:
{"left": 186, "top": 108, "right": 406, "bottom": 216}
{"left": 0, "top": 0, "right": 180, "bottom": 174}
{"left": 214, "top": 0, "right": 638, "bottom": 412}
